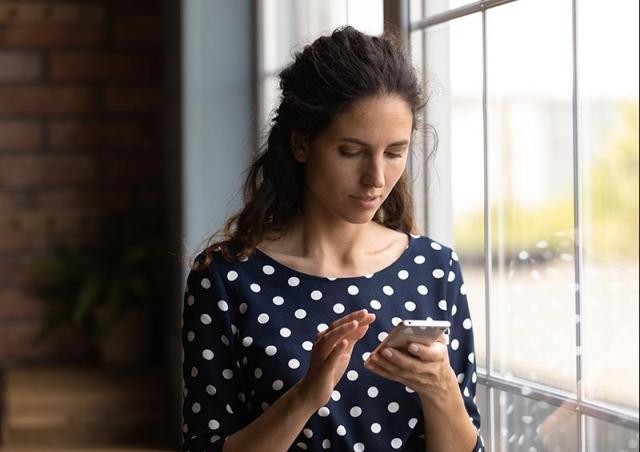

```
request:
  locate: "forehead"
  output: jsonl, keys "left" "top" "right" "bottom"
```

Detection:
{"left": 323, "top": 95, "right": 414, "bottom": 141}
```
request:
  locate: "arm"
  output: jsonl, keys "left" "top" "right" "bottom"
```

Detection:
{"left": 419, "top": 250, "right": 483, "bottom": 452}
{"left": 182, "top": 259, "right": 248, "bottom": 451}
{"left": 363, "top": 248, "right": 484, "bottom": 452}
{"left": 224, "top": 309, "right": 375, "bottom": 451}
{"left": 366, "top": 333, "right": 480, "bottom": 452}
{"left": 225, "top": 311, "right": 375, "bottom": 451}
{"left": 419, "top": 369, "right": 480, "bottom": 452}
{"left": 222, "top": 382, "right": 316, "bottom": 452}
{"left": 182, "top": 253, "right": 376, "bottom": 451}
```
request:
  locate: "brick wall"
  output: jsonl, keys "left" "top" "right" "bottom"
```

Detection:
{"left": 0, "top": 0, "right": 166, "bottom": 365}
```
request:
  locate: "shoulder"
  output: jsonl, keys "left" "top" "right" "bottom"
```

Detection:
{"left": 188, "top": 242, "right": 251, "bottom": 283}
{"left": 409, "top": 233, "right": 458, "bottom": 263}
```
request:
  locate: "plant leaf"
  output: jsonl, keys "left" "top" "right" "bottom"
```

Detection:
{"left": 73, "top": 274, "right": 104, "bottom": 324}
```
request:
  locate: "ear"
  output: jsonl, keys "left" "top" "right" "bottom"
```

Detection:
{"left": 290, "top": 131, "right": 308, "bottom": 163}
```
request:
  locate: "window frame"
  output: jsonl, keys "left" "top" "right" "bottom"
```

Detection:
{"left": 395, "top": 0, "right": 640, "bottom": 450}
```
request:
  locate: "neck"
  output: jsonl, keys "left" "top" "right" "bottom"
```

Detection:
{"left": 283, "top": 215, "right": 382, "bottom": 267}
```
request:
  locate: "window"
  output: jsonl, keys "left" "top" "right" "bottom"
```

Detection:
{"left": 410, "top": 0, "right": 639, "bottom": 451}
{"left": 256, "top": 0, "right": 384, "bottom": 133}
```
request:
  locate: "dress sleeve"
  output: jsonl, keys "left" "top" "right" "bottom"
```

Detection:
{"left": 446, "top": 249, "right": 486, "bottom": 452}
{"left": 181, "top": 256, "right": 249, "bottom": 451}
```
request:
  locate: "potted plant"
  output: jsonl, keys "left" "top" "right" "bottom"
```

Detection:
{"left": 30, "top": 208, "right": 167, "bottom": 367}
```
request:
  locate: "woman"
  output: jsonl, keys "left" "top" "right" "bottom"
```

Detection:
{"left": 182, "top": 26, "right": 484, "bottom": 452}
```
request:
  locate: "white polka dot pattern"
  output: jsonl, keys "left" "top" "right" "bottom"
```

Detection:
{"left": 181, "top": 235, "right": 483, "bottom": 451}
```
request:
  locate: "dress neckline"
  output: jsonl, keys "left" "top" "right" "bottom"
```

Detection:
{"left": 252, "top": 233, "right": 415, "bottom": 282}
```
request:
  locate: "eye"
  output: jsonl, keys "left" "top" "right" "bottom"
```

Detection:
{"left": 339, "top": 149, "right": 359, "bottom": 157}
{"left": 385, "top": 152, "right": 404, "bottom": 159}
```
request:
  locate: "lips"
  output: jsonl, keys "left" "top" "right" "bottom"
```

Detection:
{"left": 350, "top": 195, "right": 381, "bottom": 209}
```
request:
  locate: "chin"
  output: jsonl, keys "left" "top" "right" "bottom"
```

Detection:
{"left": 341, "top": 211, "right": 376, "bottom": 225}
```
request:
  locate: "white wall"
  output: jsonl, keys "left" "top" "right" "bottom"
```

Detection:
{"left": 182, "top": 0, "right": 253, "bottom": 262}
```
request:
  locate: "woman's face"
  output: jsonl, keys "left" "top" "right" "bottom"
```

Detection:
{"left": 294, "top": 95, "right": 414, "bottom": 225}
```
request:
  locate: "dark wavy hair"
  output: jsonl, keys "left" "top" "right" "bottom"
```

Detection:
{"left": 193, "top": 26, "right": 433, "bottom": 268}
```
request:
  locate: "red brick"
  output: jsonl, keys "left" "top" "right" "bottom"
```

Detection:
{"left": 107, "top": 0, "right": 161, "bottom": 15}
{"left": 45, "top": 228, "right": 103, "bottom": 249}
{"left": 0, "top": 231, "right": 48, "bottom": 254}
{"left": 0, "top": 255, "right": 36, "bottom": 286}
{"left": 27, "top": 188, "right": 101, "bottom": 209}
{"left": 103, "top": 85, "right": 160, "bottom": 112}
{"left": 0, "top": 224, "right": 102, "bottom": 255}
{"left": 1, "top": 25, "right": 105, "bottom": 48}
{"left": 0, "top": 3, "right": 105, "bottom": 25}
{"left": 0, "top": 120, "right": 43, "bottom": 151}
{"left": 111, "top": 15, "right": 161, "bottom": 46}
{"left": 0, "top": 288, "right": 44, "bottom": 321}
{"left": 48, "top": 119, "right": 155, "bottom": 149}
{"left": 0, "top": 155, "right": 95, "bottom": 188}
{"left": 137, "top": 186, "right": 163, "bottom": 208}
{"left": 0, "top": 192, "right": 16, "bottom": 210}
{"left": 0, "top": 207, "right": 103, "bottom": 240}
{"left": 0, "top": 322, "right": 91, "bottom": 363}
{"left": 48, "top": 52, "right": 159, "bottom": 81}
{"left": 0, "top": 85, "right": 95, "bottom": 115}
{"left": 93, "top": 188, "right": 138, "bottom": 210}
{"left": 27, "top": 187, "right": 162, "bottom": 213}
{"left": 0, "top": 52, "right": 42, "bottom": 81}
{"left": 100, "top": 153, "right": 162, "bottom": 184}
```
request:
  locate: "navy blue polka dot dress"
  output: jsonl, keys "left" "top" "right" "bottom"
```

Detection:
{"left": 182, "top": 233, "right": 484, "bottom": 451}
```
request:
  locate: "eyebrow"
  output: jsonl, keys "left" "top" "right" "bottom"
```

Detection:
{"left": 339, "top": 137, "right": 409, "bottom": 148}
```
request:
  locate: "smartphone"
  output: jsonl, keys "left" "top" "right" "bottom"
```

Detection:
{"left": 372, "top": 319, "right": 451, "bottom": 355}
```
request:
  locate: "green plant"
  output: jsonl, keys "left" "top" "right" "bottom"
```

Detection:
{"left": 453, "top": 101, "right": 638, "bottom": 260}
{"left": 30, "top": 209, "right": 167, "bottom": 350}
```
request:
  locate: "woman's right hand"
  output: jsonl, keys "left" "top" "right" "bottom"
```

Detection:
{"left": 298, "top": 309, "right": 376, "bottom": 409}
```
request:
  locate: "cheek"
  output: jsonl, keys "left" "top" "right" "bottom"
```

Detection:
{"left": 386, "top": 162, "right": 407, "bottom": 186}
{"left": 304, "top": 160, "right": 349, "bottom": 199}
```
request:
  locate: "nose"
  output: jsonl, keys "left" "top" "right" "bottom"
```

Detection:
{"left": 361, "top": 154, "right": 385, "bottom": 189}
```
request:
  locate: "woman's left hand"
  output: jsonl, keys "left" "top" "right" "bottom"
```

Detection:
{"left": 364, "top": 335, "right": 458, "bottom": 404}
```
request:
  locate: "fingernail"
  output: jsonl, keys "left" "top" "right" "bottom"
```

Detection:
{"left": 409, "top": 343, "right": 419, "bottom": 353}
{"left": 382, "top": 348, "right": 393, "bottom": 358}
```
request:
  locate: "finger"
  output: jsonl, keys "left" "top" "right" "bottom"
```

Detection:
{"left": 365, "top": 358, "right": 406, "bottom": 385}
{"left": 365, "top": 353, "right": 406, "bottom": 375}
{"left": 331, "top": 309, "right": 367, "bottom": 328}
{"left": 315, "top": 320, "right": 359, "bottom": 352}
{"left": 344, "top": 323, "right": 374, "bottom": 351}
{"left": 373, "top": 347, "right": 425, "bottom": 373}
{"left": 344, "top": 314, "right": 376, "bottom": 341}
{"left": 325, "top": 338, "right": 350, "bottom": 368}
{"left": 316, "top": 314, "right": 374, "bottom": 346}
{"left": 323, "top": 311, "right": 374, "bottom": 345}
{"left": 407, "top": 341, "right": 447, "bottom": 362}
{"left": 317, "top": 319, "right": 357, "bottom": 342}
{"left": 351, "top": 322, "right": 373, "bottom": 341}
{"left": 331, "top": 309, "right": 374, "bottom": 329}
